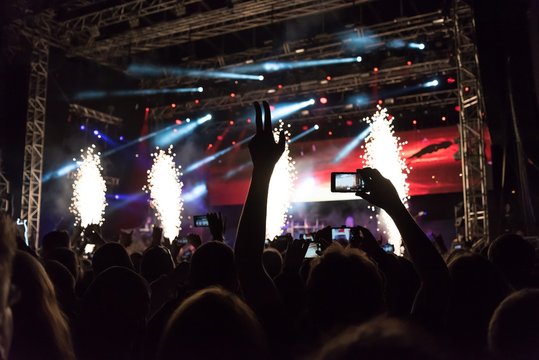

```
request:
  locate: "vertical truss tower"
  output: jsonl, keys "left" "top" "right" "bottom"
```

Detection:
{"left": 20, "top": 38, "right": 49, "bottom": 248}
{"left": 453, "top": 1, "right": 489, "bottom": 243}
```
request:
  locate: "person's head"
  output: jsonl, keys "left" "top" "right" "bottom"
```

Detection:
{"left": 489, "top": 289, "right": 539, "bottom": 360}
{"left": 41, "top": 230, "right": 70, "bottom": 257}
{"left": 130, "top": 252, "right": 143, "bottom": 273}
{"left": 158, "top": 287, "right": 267, "bottom": 360}
{"left": 10, "top": 251, "right": 75, "bottom": 360}
{"left": 43, "top": 260, "right": 76, "bottom": 317}
{"left": 0, "top": 214, "right": 16, "bottom": 358}
{"left": 76, "top": 266, "right": 149, "bottom": 359}
{"left": 140, "top": 246, "right": 174, "bottom": 283}
{"left": 263, "top": 248, "right": 283, "bottom": 278}
{"left": 314, "top": 317, "right": 439, "bottom": 360}
{"left": 307, "top": 245, "right": 385, "bottom": 332}
{"left": 186, "top": 233, "right": 202, "bottom": 248}
{"left": 92, "top": 242, "right": 133, "bottom": 276}
{"left": 447, "top": 253, "right": 511, "bottom": 349}
{"left": 488, "top": 233, "right": 536, "bottom": 289}
{"left": 45, "top": 247, "right": 79, "bottom": 280}
{"left": 188, "top": 241, "right": 239, "bottom": 293}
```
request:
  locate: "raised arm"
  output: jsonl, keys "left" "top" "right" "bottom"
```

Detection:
{"left": 235, "top": 101, "right": 285, "bottom": 310}
{"left": 356, "top": 167, "right": 450, "bottom": 328}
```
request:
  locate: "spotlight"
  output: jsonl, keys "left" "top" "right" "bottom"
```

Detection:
{"left": 258, "top": 75, "right": 264, "bottom": 81}
{"left": 194, "top": 99, "right": 200, "bottom": 105}
{"left": 447, "top": 77, "right": 456, "bottom": 84}
{"left": 409, "top": 42, "right": 426, "bottom": 50}
{"left": 356, "top": 56, "right": 362, "bottom": 62}
{"left": 171, "top": 103, "right": 176, "bottom": 108}
{"left": 346, "top": 120, "right": 353, "bottom": 126}
{"left": 229, "top": 120, "right": 235, "bottom": 126}
{"left": 424, "top": 79, "right": 439, "bottom": 87}
{"left": 80, "top": 125, "right": 86, "bottom": 130}
{"left": 314, "top": 124, "right": 320, "bottom": 130}
{"left": 319, "top": 97, "right": 328, "bottom": 104}
{"left": 175, "top": 119, "right": 182, "bottom": 125}
{"left": 119, "top": 136, "right": 124, "bottom": 141}
{"left": 326, "top": 75, "right": 332, "bottom": 81}
{"left": 93, "top": 130, "right": 99, "bottom": 135}
{"left": 373, "top": 67, "right": 379, "bottom": 73}
{"left": 97, "top": 134, "right": 102, "bottom": 139}
{"left": 197, "top": 87, "right": 204, "bottom": 92}
{"left": 230, "top": 92, "right": 236, "bottom": 98}
{"left": 406, "top": 60, "right": 412, "bottom": 66}
{"left": 114, "top": 194, "right": 120, "bottom": 200}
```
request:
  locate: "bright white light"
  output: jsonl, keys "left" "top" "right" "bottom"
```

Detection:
{"left": 197, "top": 87, "right": 204, "bottom": 92}
{"left": 424, "top": 79, "right": 439, "bottom": 87}
{"left": 266, "top": 121, "right": 297, "bottom": 239}
{"left": 314, "top": 124, "right": 320, "bottom": 130}
{"left": 356, "top": 56, "right": 362, "bottom": 62}
{"left": 409, "top": 42, "right": 426, "bottom": 50}
{"left": 308, "top": 99, "right": 315, "bottom": 105}
{"left": 361, "top": 107, "right": 410, "bottom": 255}
{"left": 145, "top": 147, "right": 184, "bottom": 240}
{"left": 70, "top": 146, "right": 107, "bottom": 227}
{"left": 258, "top": 75, "right": 265, "bottom": 81}
{"left": 197, "top": 114, "right": 212, "bottom": 124}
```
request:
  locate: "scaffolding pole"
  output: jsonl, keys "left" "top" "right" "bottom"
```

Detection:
{"left": 454, "top": 1, "right": 489, "bottom": 243}
{"left": 20, "top": 38, "right": 49, "bottom": 248}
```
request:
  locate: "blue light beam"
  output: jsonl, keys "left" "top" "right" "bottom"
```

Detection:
{"left": 154, "top": 114, "right": 212, "bottom": 147}
{"left": 127, "top": 64, "right": 264, "bottom": 81}
{"left": 232, "top": 57, "right": 362, "bottom": 73}
{"left": 333, "top": 126, "right": 372, "bottom": 163}
{"left": 184, "top": 137, "right": 250, "bottom": 174}
{"left": 74, "top": 86, "right": 203, "bottom": 100}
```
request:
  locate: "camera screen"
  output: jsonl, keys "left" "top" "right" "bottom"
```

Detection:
{"left": 305, "top": 242, "right": 319, "bottom": 258}
{"left": 194, "top": 215, "right": 209, "bottom": 227}
{"left": 331, "top": 172, "right": 363, "bottom": 192}
{"left": 84, "top": 244, "right": 95, "bottom": 254}
{"left": 332, "top": 227, "right": 351, "bottom": 241}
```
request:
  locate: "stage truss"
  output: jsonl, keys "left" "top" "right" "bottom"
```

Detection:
{"left": 7, "top": 0, "right": 488, "bottom": 244}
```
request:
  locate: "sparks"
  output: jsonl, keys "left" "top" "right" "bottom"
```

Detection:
{"left": 266, "top": 121, "right": 298, "bottom": 240}
{"left": 145, "top": 147, "right": 184, "bottom": 240}
{"left": 361, "top": 107, "right": 410, "bottom": 255}
{"left": 70, "top": 146, "right": 107, "bottom": 227}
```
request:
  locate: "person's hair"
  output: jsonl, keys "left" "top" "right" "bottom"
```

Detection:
{"left": 307, "top": 245, "right": 385, "bottom": 332}
{"left": 158, "top": 287, "right": 268, "bottom": 360}
{"left": 488, "top": 233, "right": 536, "bottom": 289}
{"left": 489, "top": 289, "right": 539, "bottom": 360}
{"left": 186, "top": 233, "right": 202, "bottom": 248}
{"left": 92, "top": 242, "right": 133, "bottom": 275}
{"left": 263, "top": 248, "right": 283, "bottom": 278}
{"left": 140, "top": 246, "right": 174, "bottom": 283}
{"left": 314, "top": 317, "right": 440, "bottom": 360}
{"left": 9, "top": 251, "right": 75, "bottom": 360}
{"left": 0, "top": 213, "right": 16, "bottom": 356}
{"left": 75, "top": 266, "right": 150, "bottom": 360}
{"left": 447, "top": 253, "right": 511, "bottom": 352}
{"left": 188, "top": 241, "right": 239, "bottom": 293}
{"left": 45, "top": 247, "right": 79, "bottom": 280}
{"left": 41, "top": 230, "right": 70, "bottom": 256}
{"left": 43, "top": 260, "right": 77, "bottom": 320}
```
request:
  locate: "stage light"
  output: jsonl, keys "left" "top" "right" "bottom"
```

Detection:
{"left": 447, "top": 77, "right": 456, "bottom": 84}
{"left": 373, "top": 67, "right": 379, "bottom": 73}
{"left": 271, "top": 99, "right": 316, "bottom": 120}
{"left": 97, "top": 134, "right": 102, "bottom": 139}
{"left": 186, "top": 118, "right": 191, "bottom": 123}
{"left": 194, "top": 99, "right": 200, "bottom": 105}
{"left": 333, "top": 126, "right": 371, "bottom": 163}
{"left": 356, "top": 56, "right": 362, "bottom": 62}
{"left": 175, "top": 119, "right": 182, "bottom": 125}
{"left": 80, "top": 125, "right": 85, "bottom": 130}
{"left": 424, "top": 79, "right": 439, "bottom": 87}
{"left": 319, "top": 97, "right": 328, "bottom": 104}
{"left": 409, "top": 42, "right": 426, "bottom": 50}
{"left": 232, "top": 57, "right": 363, "bottom": 73}
{"left": 154, "top": 114, "right": 211, "bottom": 147}
{"left": 295, "top": 48, "right": 305, "bottom": 53}
{"left": 277, "top": 84, "right": 283, "bottom": 89}
{"left": 114, "top": 194, "right": 120, "bottom": 200}
{"left": 232, "top": 140, "right": 236, "bottom": 145}
{"left": 127, "top": 64, "right": 263, "bottom": 81}
{"left": 455, "top": 105, "right": 461, "bottom": 112}
{"left": 93, "top": 130, "right": 99, "bottom": 135}
{"left": 442, "top": 116, "right": 447, "bottom": 121}
{"left": 326, "top": 75, "right": 332, "bottom": 81}
{"left": 230, "top": 92, "right": 236, "bottom": 98}
{"left": 349, "top": 94, "right": 370, "bottom": 107}
{"left": 302, "top": 125, "right": 309, "bottom": 131}
{"left": 267, "top": 89, "right": 276, "bottom": 94}
{"left": 246, "top": 118, "right": 252, "bottom": 123}
{"left": 412, "top": 119, "right": 417, "bottom": 125}
{"left": 229, "top": 120, "right": 234, "bottom": 126}
{"left": 314, "top": 124, "right": 320, "bottom": 130}
{"left": 171, "top": 103, "right": 176, "bottom": 108}
{"left": 145, "top": 107, "right": 150, "bottom": 112}
{"left": 119, "top": 136, "right": 124, "bottom": 141}
{"left": 377, "top": 99, "right": 383, "bottom": 105}
{"left": 197, "top": 87, "right": 204, "bottom": 92}
{"left": 464, "top": 86, "right": 470, "bottom": 92}
{"left": 258, "top": 75, "right": 264, "bottom": 81}
{"left": 346, "top": 120, "right": 353, "bottom": 126}
{"left": 387, "top": 39, "right": 406, "bottom": 49}
{"left": 328, "top": 131, "right": 333, "bottom": 136}
{"left": 407, "top": 60, "right": 412, "bottom": 66}
{"left": 184, "top": 137, "right": 250, "bottom": 174}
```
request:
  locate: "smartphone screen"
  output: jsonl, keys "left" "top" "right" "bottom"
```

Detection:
{"left": 381, "top": 243, "right": 395, "bottom": 253}
{"left": 84, "top": 244, "right": 95, "bottom": 254}
{"left": 193, "top": 215, "right": 209, "bottom": 227}
{"left": 331, "top": 172, "right": 363, "bottom": 192}
{"left": 305, "top": 242, "right": 319, "bottom": 258}
{"left": 332, "top": 227, "right": 351, "bottom": 242}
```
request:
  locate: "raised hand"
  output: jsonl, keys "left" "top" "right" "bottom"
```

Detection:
{"left": 283, "top": 239, "right": 309, "bottom": 274}
{"left": 248, "top": 101, "right": 285, "bottom": 172}
{"left": 151, "top": 226, "right": 163, "bottom": 247}
{"left": 207, "top": 212, "right": 226, "bottom": 242}
{"left": 355, "top": 167, "right": 404, "bottom": 215}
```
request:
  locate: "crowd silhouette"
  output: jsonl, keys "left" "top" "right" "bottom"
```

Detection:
{"left": 0, "top": 101, "right": 538, "bottom": 359}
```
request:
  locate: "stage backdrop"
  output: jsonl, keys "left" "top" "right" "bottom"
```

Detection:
{"left": 206, "top": 125, "right": 491, "bottom": 206}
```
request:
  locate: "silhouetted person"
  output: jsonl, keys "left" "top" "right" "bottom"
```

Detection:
{"left": 263, "top": 248, "right": 283, "bottom": 278}
{"left": 131, "top": 252, "right": 143, "bottom": 273}
{"left": 92, "top": 242, "right": 134, "bottom": 275}
{"left": 488, "top": 233, "right": 536, "bottom": 289}
{"left": 307, "top": 244, "right": 385, "bottom": 333}
{"left": 10, "top": 251, "right": 75, "bottom": 360}
{"left": 43, "top": 260, "right": 77, "bottom": 323}
{"left": 189, "top": 241, "right": 239, "bottom": 293}
{"left": 489, "top": 289, "right": 539, "bottom": 360}
{"left": 41, "top": 230, "right": 70, "bottom": 258}
{"left": 157, "top": 287, "right": 268, "bottom": 360}
{"left": 46, "top": 247, "right": 79, "bottom": 280}
{"left": 75, "top": 266, "right": 149, "bottom": 360}
{"left": 141, "top": 246, "right": 174, "bottom": 283}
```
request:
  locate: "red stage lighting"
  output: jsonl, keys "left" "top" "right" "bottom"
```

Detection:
{"left": 447, "top": 77, "right": 456, "bottom": 84}
{"left": 377, "top": 99, "right": 383, "bottom": 105}
{"left": 207, "top": 144, "right": 213, "bottom": 150}
{"left": 277, "top": 84, "right": 283, "bottom": 89}
{"left": 319, "top": 97, "right": 328, "bottom": 104}
{"left": 217, "top": 135, "right": 224, "bottom": 141}
{"left": 455, "top": 105, "right": 461, "bottom": 112}
{"left": 246, "top": 118, "right": 252, "bottom": 123}
{"left": 230, "top": 92, "right": 236, "bottom": 98}
{"left": 229, "top": 120, "right": 235, "bottom": 126}
{"left": 302, "top": 125, "right": 309, "bottom": 131}
{"left": 232, "top": 141, "right": 237, "bottom": 145}
{"left": 441, "top": 116, "right": 447, "bottom": 121}
{"left": 373, "top": 67, "right": 379, "bottom": 73}
{"left": 270, "top": 105, "right": 275, "bottom": 111}
{"left": 346, "top": 120, "right": 353, "bottom": 126}
{"left": 406, "top": 60, "right": 412, "bottom": 66}
{"left": 328, "top": 131, "right": 333, "bottom": 136}
{"left": 464, "top": 86, "right": 470, "bottom": 92}
{"left": 175, "top": 119, "right": 182, "bottom": 125}
{"left": 326, "top": 75, "right": 332, "bottom": 81}
{"left": 145, "top": 107, "right": 150, "bottom": 112}
{"left": 194, "top": 99, "right": 200, "bottom": 105}
{"left": 412, "top": 119, "right": 417, "bottom": 125}
{"left": 171, "top": 103, "right": 176, "bottom": 108}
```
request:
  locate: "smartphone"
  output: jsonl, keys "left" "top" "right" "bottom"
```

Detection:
{"left": 331, "top": 172, "right": 364, "bottom": 192}
{"left": 304, "top": 234, "right": 314, "bottom": 242}
{"left": 84, "top": 244, "right": 95, "bottom": 254}
{"left": 332, "top": 227, "right": 351, "bottom": 242}
{"left": 381, "top": 243, "right": 395, "bottom": 253}
{"left": 193, "top": 215, "right": 209, "bottom": 227}
{"left": 305, "top": 242, "right": 320, "bottom": 258}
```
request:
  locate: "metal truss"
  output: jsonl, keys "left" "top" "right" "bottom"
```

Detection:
{"left": 150, "top": 58, "right": 455, "bottom": 120}
{"left": 20, "top": 38, "right": 49, "bottom": 248}
{"left": 69, "top": 104, "right": 123, "bottom": 126}
{"left": 68, "top": 0, "right": 364, "bottom": 62}
{"left": 145, "top": 10, "right": 451, "bottom": 88}
{"left": 453, "top": 1, "right": 489, "bottom": 243}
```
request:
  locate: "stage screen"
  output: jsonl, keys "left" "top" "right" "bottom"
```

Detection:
{"left": 206, "top": 125, "right": 490, "bottom": 206}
